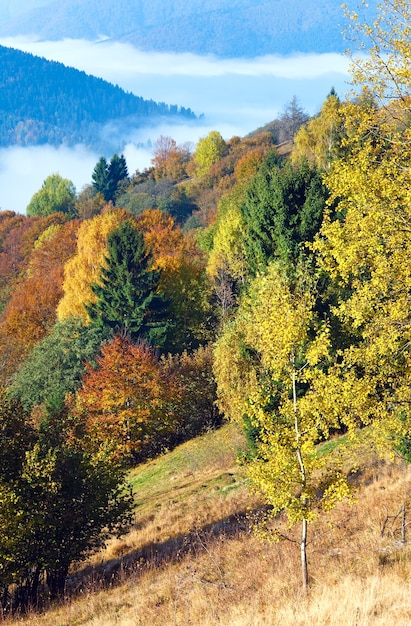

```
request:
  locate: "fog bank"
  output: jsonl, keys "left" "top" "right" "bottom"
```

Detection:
{"left": 0, "top": 37, "right": 351, "bottom": 213}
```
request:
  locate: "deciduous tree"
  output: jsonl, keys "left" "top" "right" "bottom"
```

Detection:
{"left": 344, "top": 0, "right": 411, "bottom": 110}
{"left": 193, "top": 131, "right": 227, "bottom": 177}
{"left": 26, "top": 174, "right": 77, "bottom": 218}
{"left": 2, "top": 221, "right": 80, "bottom": 352}
{"left": 161, "top": 344, "right": 222, "bottom": 442}
{"left": 292, "top": 90, "right": 346, "bottom": 169}
{"left": 0, "top": 396, "right": 133, "bottom": 609}
{"left": 214, "top": 263, "right": 354, "bottom": 590}
{"left": 137, "top": 209, "right": 213, "bottom": 350}
{"left": 277, "top": 95, "right": 310, "bottom": 144}
{"left": 151, "top": 135, "right": 191, "bottom": 180}
{"left": 75, "top": 335, "right": 179, "bottom": 461}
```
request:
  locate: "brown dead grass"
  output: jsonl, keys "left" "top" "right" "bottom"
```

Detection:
{"left": 6, "top": 426, "right": 411, "bottom": 626}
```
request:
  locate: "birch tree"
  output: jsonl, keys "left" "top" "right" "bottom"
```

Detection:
{"left": 214, "top": 263, "right": 353, "bottom": 589}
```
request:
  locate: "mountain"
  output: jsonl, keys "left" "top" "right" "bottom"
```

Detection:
{"left": 0, "top": 45, "right": 196, "bottom": 153}
{"left": 0, "top": 1, "right": 51, "bottom": 20}
{"left": 0, "top": 0, "right": 378, "bottom": 58}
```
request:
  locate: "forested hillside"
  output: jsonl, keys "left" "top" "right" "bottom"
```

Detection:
{"left": 0, "top": 45, "right": 196, "bottom": 151}
{"left": 0, "top": 0, "right": 378, "bottom": 57}
{"left": 1, "top": 1, "right": 411, "bottom": 622}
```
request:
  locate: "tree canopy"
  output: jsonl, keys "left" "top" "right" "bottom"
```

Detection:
{"left": 26, "top": 174, "right": 77, "bottom": 218}
{"left": 86, "top": 220, "right": 172, "bottom": 349}
{"left": 0, "top": 395, "right": 133, "bottom": 608}
{"left": 91, "top": 154, "right": 129, "bottom": 203}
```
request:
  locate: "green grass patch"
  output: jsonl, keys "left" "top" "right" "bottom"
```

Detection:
{"left": 127, "top": 423, "right": 247, "bottom": 513}
{"left": 316, "top": 433, "right": 349, "bottom": 458}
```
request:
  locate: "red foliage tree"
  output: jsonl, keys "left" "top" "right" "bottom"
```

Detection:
{"left": 75, "top": 335, "right": 181, "bottom": 461}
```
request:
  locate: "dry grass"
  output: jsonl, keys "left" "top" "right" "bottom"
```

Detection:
{"left": 6, "top": 426, "right": 411, "bottom": 626}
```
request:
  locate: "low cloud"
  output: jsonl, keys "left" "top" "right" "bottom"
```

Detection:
{"left": 0, "top": 144, "right": 98, "bottom": 214}
{"left": 0, "top": 119, "right": 246, "bottom": 214}
{"left": 0, "top": 36, "right": 350, "bottom": 85}
{"left": 0, "top": 37, "right": 352, "bottom": 213}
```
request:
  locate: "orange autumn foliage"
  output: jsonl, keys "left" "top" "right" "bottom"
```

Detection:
{"left": 0, "top": 212, "right": 68, "bottom": 302}
{"left": 136, "top": 208, "right": 184, "bottom": 259}
{"left": 3, "top": 220, "right": 80, "bottom": 351}
{"left": 75, "top": 335, "right": 181, "bottom": 460}
{"left": 136, "top": 209, "right": 211, "bottom": 347}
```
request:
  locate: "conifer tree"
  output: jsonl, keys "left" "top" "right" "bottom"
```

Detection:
{"left": 91, "top": 154, "right": 129, "bottom": 204}
{"left": 107, "top": 153, "right": 129, "bottom": 201}
{"left": 91, "top": 156, "right": 111, "bottom": 200}
{"left": 240, "top": 157, "right": 327, "bottom": 276}
{"left": 86, "top": 220, "right": 172, "bottom": 349}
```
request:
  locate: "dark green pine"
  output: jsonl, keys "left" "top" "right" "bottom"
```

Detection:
{"left": 86, "top": 220, "right": 172, "bottom": 349}
{"left": 91, "top": 156, "right": 111, "bottom": 201}
{"left": 240, "top": 155, "right": 327, "bottom": 277}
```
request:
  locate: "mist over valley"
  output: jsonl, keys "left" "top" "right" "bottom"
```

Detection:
{"left": 0, "top": 37, "right": 350, "bottom": 214}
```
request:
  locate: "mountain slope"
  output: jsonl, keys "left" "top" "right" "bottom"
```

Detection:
{"left": 0, "top": 0, "right": 378, "bottom": 57}
{"left": 0, "top": 45, "right": 196, "bottom": 152}
{"left": 4, "top": 424, "right": 410, "bottom": 625}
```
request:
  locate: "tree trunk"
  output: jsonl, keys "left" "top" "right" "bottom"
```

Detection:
{"left": 301, "top": 518, "right": 309, "bottom": 592}
{"left": 293, "top": 364, "right": 309, "bottom": 592}
{"left": 47, "top": 564, "right": 69, "bottom": 600}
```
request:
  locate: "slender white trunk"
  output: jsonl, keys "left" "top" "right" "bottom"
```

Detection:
{"left": 292, "top": 362, "right": 309, "bottom": 591}
{"left": 301, "top": 518, "right": 308, "bottom": 592}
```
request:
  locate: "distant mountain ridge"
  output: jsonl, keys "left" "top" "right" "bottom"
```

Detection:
{"left": 0, "top": 0, "right": 378, "bottom": 58}
{"left": 0, "top": 45, "right": 196, "bottom": 153}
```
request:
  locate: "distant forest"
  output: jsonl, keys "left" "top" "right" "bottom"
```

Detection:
{"left": 0, "top": 0, "right": 379, "bottom": 57}
{"left": 0, "top": 45, "right": 196, "bottom": 152}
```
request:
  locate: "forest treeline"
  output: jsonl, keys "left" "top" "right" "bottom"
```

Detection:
{"left": 0, "top": 45, "right": 196, "bottom": 152}
{"left": 0, "top": 0, "right": 410, "bottom": 611}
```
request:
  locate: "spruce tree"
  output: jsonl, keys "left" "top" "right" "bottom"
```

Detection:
{"left": 92, "top": 154, "right": 129, "bottom": 203}
{"left": 86, "top": 221, "right": 172, "bottom": 349}
{"left": 240, "top": 157, "right": 327, "bottom": 276}
{"left": 108, "top": 154, "right": 128, "bottom": 187}
{"left": 91, "top": 156, "right": 111, "bottom": 200}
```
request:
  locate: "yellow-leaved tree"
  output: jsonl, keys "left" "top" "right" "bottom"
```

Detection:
{"left": 313, "top": 0, "right": 411, "bottom": 457}
{"left": 136, "top": 208, "right": 213, "bottom": 349}
{"left": 344, "top": 0, "right": 411, "bottom": 110}
{"left": 205, "top": 183, "right": 250, "bottom": 317}
{"left": 292, "top": 89, "right": 346, "bottom": 170}
{"left": 214, "top": 263, "right": 356, "bottom": 590}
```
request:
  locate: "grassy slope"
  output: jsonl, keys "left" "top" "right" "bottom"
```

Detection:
{"left": 9, "top": 423, "right": 411, "bottom": 626}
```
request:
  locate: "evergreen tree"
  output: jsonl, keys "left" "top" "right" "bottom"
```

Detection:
{"left": 91, "top": 154, "right": 129, "bottom": 203}
{"left": 240, "top": 157, "right": 327, "bottom": 276}
{"left": 91, "top": 156, "right": 110, "bottom": 200}
{"left": 108, "top": 153, "right": 128, "bottom": 188}
{"left": 9, "top": 317, "right": 109, "bottom": 411}
{"left": 86, "top": 220, "right": 172, "bottom": 349}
